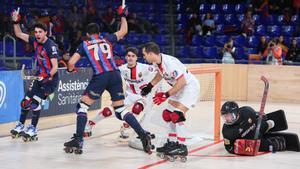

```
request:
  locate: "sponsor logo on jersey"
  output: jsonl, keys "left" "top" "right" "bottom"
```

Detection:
{"left": 0, "top": 81, "right": 6, "bottom": 109}
{"left": 172, "top": 70, "right": 178, "bottom": 78}
{"left": 138, "top": 72, "right": 142, "bottom": 78}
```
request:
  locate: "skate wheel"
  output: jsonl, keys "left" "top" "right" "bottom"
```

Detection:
{"left": 74, "top": 149, "right": 83, "bottom": 154}
{"left": 168, "top": 156, "right": 175, "bottom": 162}
{"left": 22, "top": 137, "right": 28, "bottom": 142}
{"left": 157, "top": 153, "right": 165, "bottom": 159}
{"left": 150, "top": 134, "right": 155, "bottom": 139}
{"left": 180, "top": 157, "right": 187, "bottom": 163}
{"left": 151, "top": 145, "right": 155, "bottom": 150}
{"left": 11, "top": 134, "right": 16, "bottom": 139}
{"left": 35, "top": 137, "right": 38, "bottom": 141}
{"left": 147, "top": 150, "right": 152, "bottom": 155}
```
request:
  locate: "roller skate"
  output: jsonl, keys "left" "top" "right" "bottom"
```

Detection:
{"left": 138, "top": 132, "right": 155, "bottom": 154}
{"left": 10, "top": 121, "right": 25, "bottom": 139}
{"left": 118, "top": 123, "right": 130, "bottom": 142}
{"left": 83, "top": 120, "right": 95, "bottom": 137}
{"left": 156, "top": 140, "right": 177, "bottom": 159}
{"left": 63, "top": 134, "right": 83, "bottom": 154}
{"left": 22, "top": 125, "right": 38, "bottom": 142}
{"left": 164, "top": 143, "right": 188, "bottom": 162}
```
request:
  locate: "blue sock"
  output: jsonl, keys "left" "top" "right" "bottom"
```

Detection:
{"left": 31, "top": 110, "right": 41, "bottom": 127}
{"left": 76, "top": 112, "right": 87, "bottom": 139}
{"left": 123, "top": 113, "right": 145, "bottom": 136}
{"left": 19, "top": 110, "right": 29, "bottom": 124}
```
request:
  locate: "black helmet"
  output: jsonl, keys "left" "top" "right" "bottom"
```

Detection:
{"left": 221, "top": 101, "right": 239, "bottom": 125}
{"left": 221, "top": 101, "right": 239, "bottom": 115}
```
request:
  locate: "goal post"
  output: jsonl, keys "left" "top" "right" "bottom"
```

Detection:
{"left": 189, "top": 66, "right": 222, "bottom": 142}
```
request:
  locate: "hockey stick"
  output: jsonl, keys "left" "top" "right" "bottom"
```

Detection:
{"left": 254, "top": 76, "right": 269, "bottom": 139}
{"left": 21, "top": 64, "right": 42, "bottom": 80}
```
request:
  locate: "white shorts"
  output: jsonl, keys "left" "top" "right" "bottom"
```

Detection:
{"left": 169, "top": 76, "right": 200, "bottom": 110}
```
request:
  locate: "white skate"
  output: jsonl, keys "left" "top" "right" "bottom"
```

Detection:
{"left": 10, "top": 121, "right": 24, "bottom": 139}
{"left": 22, "top": 125, "right": 38, "bottom": 142}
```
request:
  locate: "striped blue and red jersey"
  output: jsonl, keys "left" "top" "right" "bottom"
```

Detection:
{"left": 76, "top": 34, "right": 118, "bottom": 75}
{"left": 29, "top": 36, "right": 59, "bottom": 77}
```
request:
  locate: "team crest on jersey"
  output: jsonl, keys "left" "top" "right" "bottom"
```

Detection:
{"left": 148, "top": 66, "right": 154, "bottom": 72}
{"left": 172, "top": 70, "right": 178, "bottom": 78}
{"left": 138, "top": 72, "right": 142, "bottom": 78}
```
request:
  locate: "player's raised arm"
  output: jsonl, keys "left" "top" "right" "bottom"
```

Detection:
{"left": 115, "top": 5, "right": 128, "bottom": 41}
{"left": 11, "top": 8, "right": 29, "bottom": 43}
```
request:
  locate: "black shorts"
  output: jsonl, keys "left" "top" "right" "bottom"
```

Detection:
{"left": 84, "top": 71, "right": 125, "bottom": 101}
{"left": 26, "top": 76, "right": 58, "bottom": 100}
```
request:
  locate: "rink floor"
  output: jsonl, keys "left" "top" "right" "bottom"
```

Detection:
{"left": 0, "top": 101, "right": 299, "bottom": 169}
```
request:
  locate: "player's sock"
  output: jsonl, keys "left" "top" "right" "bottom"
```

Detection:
{"left": 19, "top": 110, "right": 29, "bottom": 124}
{"left": 168, "top": 123, "right": 177, "bottom": 142}
{"left": 90, "top": 113, "right": 105, "bottom": 124}
{"left": 123, "top": 112, "right": 145, "bottom": 136}
{"left": 76, "top": 112, "right": 88, "bottom": 138}
{"left": 176, "top": 122, "right": 187, "bottom": 144}
{"left": 31, "top": 110, "right": 41, "bottom": 127}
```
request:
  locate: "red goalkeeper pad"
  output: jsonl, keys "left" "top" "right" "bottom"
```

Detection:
{"left": 234, "top": 139, "right": 261, "bottom": 156}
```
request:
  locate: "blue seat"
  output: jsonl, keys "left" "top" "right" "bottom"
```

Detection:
{"left": 215, "top": 24, "right": 224, "bottom": 35}
{"left": 237, "top": 14, "right": 244, "bottom": 24}
{"left": 199, "top": 4, "right": 209, "bottom": 14}
{"left": 222, "top": 4, "right": 234, "bottom": 14}
{"left": 216, "top": 35, "right": 230, "bottom": 47}
{"left": 154, "top": 35, "right": 169, "bottom": 46}
{"left": 210, "top": 4, "right": 221, "bottom": 14}
{"left": 22, "top": 0, "right": 32, "bottom": 6}
{"left": 191, "top": 35, "right": 204, "bottom": 46}
{"left": 34, "top": 0, "right": 46, "bottom": 7}
{"left": 202, "top": 47, "right": 218, "bottom": 59}
{"left": 291, "top": 15, "right": 299, "bottom": 26}
{"left": 204, "top": 36, "right": 217, "bottom": 47}
{"left": 235, "top": 47, "right": 247, "bottom": 60}
{"left": 252, "top": 14, "right": 261, "bottom": 25}
{"left": 213, "top": 14, "right": 223, "bottom": 25}
{"left": 175, "top": 35, "right": 185, "bottom": 46}
{"left": 114, "top": 44, "right": 126, "bottom": 56}
{"left": 190, "top": 46, "right": 203, "bottom": 58}
{"left": 255, "top": 25, "right": 267, "bottom": 36}
{"left": 16, "top": 41, "right": 25, "bottom": 57}
{"left": 276, "top": 15, "right": 284, "bottom": 25}
{"left": 140, "top": 34, "right": 152, "bottom": 43}
{"left": 282, "top": 26, "right": 295, "bottom": 36}
{"left": 176, "top": 4, "right": 184, "bottom": 13}
{"left": 235, "top": 4, "right": 246, "bottom": 14}
{"left": 47, "top": 0, "right": 60, "bottom": 7}
{"left": 266, "top": 15, "right": 276, "bottom": 25}
{"left": 175, "top": 46, "right": 190, "bottom": 58}
{"left": 176, "top": 14, "right": 187, "bottom": 24}
{"left": 268, "top": 25, "right": 281, "bottom": 37}
{"left": 126, "top": 34, "right": 140, "bottom": 45}
{"left": 60, "top": 0, "right": 73, "bottom": 8}
{"left": 247, "top": 36, "right": 260, "bottom": 48}
{"left": 234, "top": 35, "right": 246, "bottom": 47}
{"left": 224, "top": 14, "right": 237, "bottom": 25}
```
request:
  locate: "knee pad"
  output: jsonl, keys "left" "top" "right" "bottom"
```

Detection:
{"left": 170, "top": 110, "right": 186, "bottom": 123}
{"left": 100, "top": 106, "right": 113, "bottom": 117}
{"left": 114, "top": 105, "right": 129, "bottom": 120}
{"left": 30, "top": 95, "right": 42, "bottom": 111}
{"left": 20, "top": 96, "right": 32, "bottom": 111}
{"left": 76, "top": 101, "right": 90, "bottom": 113}
{"left": 132, "top": 102, "right": 144, "bottom": 115}
{"left": 162, "top": 109, "right": 172, "bottom": 122}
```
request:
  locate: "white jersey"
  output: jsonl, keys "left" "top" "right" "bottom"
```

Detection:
{"left": 154, "top": 53, "right": 196, "bottom": 86}
{"left": 154, "top": 53, "right": 200, "bottom": 109}
{"left": 119, "top": 63, "right": 157, "bottom": 95}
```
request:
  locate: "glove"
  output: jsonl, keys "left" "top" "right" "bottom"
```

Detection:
{"left": 117, "top": 5, "right": 128, "bottom": 17}
{"left": 153, "top": 92, "right": 169, "bottom": 105}
{"left": 140, "top": 83, "right": 153, "bottom": 96}
{"left": 11, "top": 8, "right": 21, "bottom": 24}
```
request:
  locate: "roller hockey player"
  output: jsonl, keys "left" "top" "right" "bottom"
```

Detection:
{"left": 10, "top": 8, "right": 59, "bottom": 142}
{"left": 63, "top": 5, "right": 154, "bottom": 155}
{"left": 83, "top": 47, "right": 158, "bottom": 150}
{"left": 141, "top": 42, "right": 200, "bottom": 162}
{"left": 221, "top": 101, "right": 300, "bottom": 155}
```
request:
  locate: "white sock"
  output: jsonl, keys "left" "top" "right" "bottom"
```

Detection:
{"left": 168, "top": 122, "right": 177, "bottom": 142}
{"left": 176, "top": 122, "right": 187, "bottom": 144}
